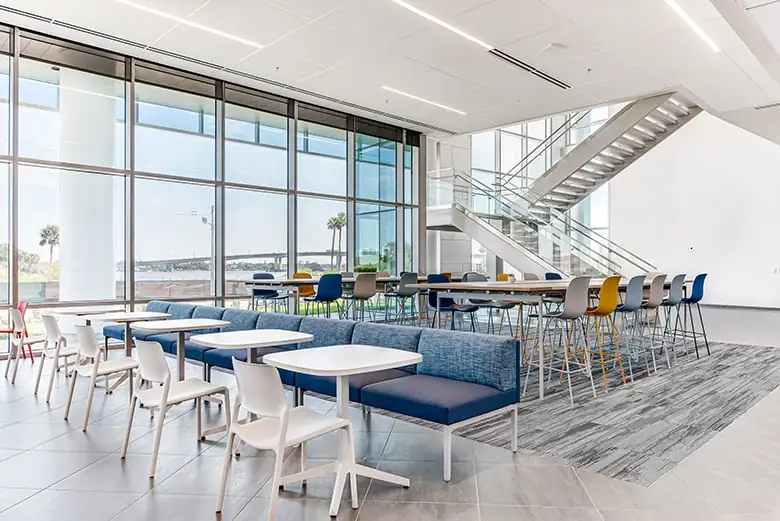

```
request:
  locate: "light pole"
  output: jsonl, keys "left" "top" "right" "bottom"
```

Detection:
{"left": 187, "top": 205, "right": 216, "bottom": 295}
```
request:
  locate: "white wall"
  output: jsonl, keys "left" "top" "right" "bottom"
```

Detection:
{"left": 610, "top": 112, "right": 780, "bottom": 345}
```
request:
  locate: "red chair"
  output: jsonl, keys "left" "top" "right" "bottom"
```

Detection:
{"left": 1, "top": 302, "right": 34, "bottom": 363}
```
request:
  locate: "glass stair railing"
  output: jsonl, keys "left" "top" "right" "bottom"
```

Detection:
{"left": 428, "top": 168, "right": 656, "bottom": 276}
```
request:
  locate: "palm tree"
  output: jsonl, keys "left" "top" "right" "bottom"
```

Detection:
{"left": 326, "top": 216, "right": 339, "bottom": 270}
{"left": 39, "top": 224, "right": 60, "bottom": 279}
{"left": 334, "top": 212, "right": 346, "bottom": 270}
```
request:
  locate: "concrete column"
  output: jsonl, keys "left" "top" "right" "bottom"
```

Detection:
{"left": 57, "top": 68, "right": 117, "bottom": 301}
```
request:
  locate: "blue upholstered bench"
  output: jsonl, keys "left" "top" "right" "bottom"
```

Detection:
{"left": 110, "top": 300, "right": 520, "bottom": 480}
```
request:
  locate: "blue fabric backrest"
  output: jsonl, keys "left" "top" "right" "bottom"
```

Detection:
{"left": 351, "top": 322, "right": 422, "bottom": 373}
{"left": 257, "top": 313, "right": 303, "bottom": 332}
{"left": 192, "top": 306, "right": 227, "bottom": 334}
{"left": 298, "top": 317, "right": 355, "bottom": 349}
{"left": 690, "top": 273, "right": 707, "bottom": 303}
{"left": 417, "top": 329, "right": 518, "bottom": 392}
{"left": 222, "top": 308, "right": 262, "bottom": 332}
{"left": 167, "top": 303, "right": 197, "bottom": 319}
{"left": 427, "top": 274, "right": 453, "bottom": 308}
{"left": 146, "top": 301, "right": 170, "bottom": 313}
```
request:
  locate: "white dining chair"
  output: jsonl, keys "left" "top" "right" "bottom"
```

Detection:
{"left": 120, "top": 339, "right": 232, "bottom": 478}
{"left": 216, "top": 359, "right": 359, "bottom": 520}
{"left": 35, "top": 315, "right": 79, "bottom": 402}
{"left": 5, "top": 308, "right": 46, "bottom": 384}
{"left": 64, "top": 325, "right": 139, "bottom": 432}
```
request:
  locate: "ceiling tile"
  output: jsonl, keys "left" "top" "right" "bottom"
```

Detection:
{"left": 240, "top": 45, "right": 330, "bottom": 85}
{"left": 501, "top": 23, "right": 605, "bottom": 68}
{"left": 186, "top": 0, "right": 312, "bottom": 47}
{"left": 319, "top": 0, "right": 431, "bottom": 44}
{"left": 60, "top": 2, "right": 179, "bottom": 45}
{"left": 263, "top": 0, "right": 346, "bottom": 19}
{"left": 154, "top": 24, "right": 256, "bottom": 68}
{"left": 440, "top": 52, "right": 561, "bottom": 98}
{"left": 411, "top": 0, "right": 495, "bottom": 18}
{"left": 543, "top": 49, "right": 643, "bottom": 88}
{"left": 391, "top": 27, "right": 485, "bottom": 68}
{"left": 127, "top": 0, "right": 209, "bottom": 18}
{"left": 450, "top": 0, "right": 562, "bottom": 47}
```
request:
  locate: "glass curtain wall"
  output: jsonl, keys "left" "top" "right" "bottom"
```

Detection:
{"left": 0, "top": 25, "right": 421, "bottom": 343}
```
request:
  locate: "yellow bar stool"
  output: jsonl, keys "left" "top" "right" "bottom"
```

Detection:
{"left": 584, "top": 275, "right": 626, "bottom": 392}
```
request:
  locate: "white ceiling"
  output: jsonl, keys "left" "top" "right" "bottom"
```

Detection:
{"left": 1, "top": 0, "right": 780, "bottom": 137}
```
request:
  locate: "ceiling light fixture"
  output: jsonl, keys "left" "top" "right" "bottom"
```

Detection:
{"left": 389, "top": 0, "right": 493, "bottom": 50}
{"left": 115, "top": 0, "right": 264, "bottom": 49}
{"left": 662, "top": 0, "right": 720, "bottom": 52}
{"left": 382, "top": 86, "right": 466, "bottom": 115}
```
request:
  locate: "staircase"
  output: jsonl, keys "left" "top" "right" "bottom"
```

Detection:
{"left": 518, "top": 93, "right": 701, "bottom": 212}
{"left": 427, "top": 171, "right": 656, "bottom": 276}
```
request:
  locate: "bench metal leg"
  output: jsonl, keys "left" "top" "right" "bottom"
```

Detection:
{"left": 443, "top": 429, "right": 452, "bottom": 482}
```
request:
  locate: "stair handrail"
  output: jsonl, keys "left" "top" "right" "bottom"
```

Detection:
{"left": 431, "top": 168, "right": 655, "bottom": 273}
{"left": 500, "top": 109, "right": 592, "bottom": 188}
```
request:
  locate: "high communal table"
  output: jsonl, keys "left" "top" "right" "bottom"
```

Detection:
{"left": 263, "top": 344, "right": 423, "bottom": 517}
{"left": 407, "top": 277, "right": 682, "bottom": 401}
{"left": 131, "top": 318, "right": 231, "bottom": 381}
{"left": 81, "top": 311, "right": 172, "bottom": 357}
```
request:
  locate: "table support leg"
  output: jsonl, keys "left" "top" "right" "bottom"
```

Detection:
{"left": 124, "top": 323, "right": 132, "bottom": 357}
{"left": 537, "top": 295, "right": 544, "bottom": 401}
{"left": 177, "top": 331, "right": 186, "bottom": 381}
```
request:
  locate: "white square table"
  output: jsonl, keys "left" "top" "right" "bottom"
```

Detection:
{"left": 131, "top": 318, "right": 230, "bottom": 381}
{"left": 82, "top": 311, "right": 172, "bottom": 357}
{"left": 189, "top": 329, "right": 314, "bottom": 363}
{"left": 263, "top": 344, "right": 423, "bottom": 516}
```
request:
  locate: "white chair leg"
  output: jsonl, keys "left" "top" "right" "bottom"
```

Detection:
{"left": 34, "top": 352, "right": 47, "bottom": 395}
{"left": 10, "top": 342, "right": 23, "bottom": 384}
{"left": 64, "top": 369, "right": 78, "bottom": 420}
{"left": 510, "top": 407, "right": 518, "bottom": 453}
{"left": 216, "top": 431, "right": 235, "bottom": 513}
{"left": 443, "top": 430, "right": 452, "bottom": 482}
{"left": 300, "top": 441, "right": 307, "bottom": 486}
{"left": 46, "top": 354, "right": 61, "bottom": 403}
{"left": 82, "top": 373, "right": 98, "bottom": 432}
{"left": 3, "top": 345, "right": 13, "bottom": 378}
{"left": 346, "top": 425, "right": 358, "bottom": 509}
{"left": 149, "top": 402, "right": 167, "bottom": 478}
{"left": 121, "top": 395, "right": 138, "bottom": 458}
{"left": 267, "top": 449, "right": 285, "bottom": 521}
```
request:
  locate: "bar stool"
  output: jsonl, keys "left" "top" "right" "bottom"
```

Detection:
{"left": 384, "top": 272, "right": 418, "bottom": 324}
{"left": 462, "top": 272, "right": 513, "bottom": 334}
{"left": 584, "top": 275, "right": 625, "bottom": 392}
{"left": 660, "top": 273, "right": 686, "bottom": 363}
{"left": 523, "top": 272, "right": 540, "bottom": 281}
{"left": 304, "top": 273, "right": 343, "bottom": 318}
{"left": 250, "top": 273, "right": 287, "bottom": 312}
{"left": 640, "top": 273, "right": 669, "bottom": 373}
{"left": 523, "top": 276, "right": 596, "bottom": 405}
{"left": 614, "top": 274, "right": 646, "bottom": 381}
{"left": 427, "top": 273, "right": 478, "bottom": 331}
{"left": 293, "top": 272, "right": 316, "bottom": 312}
{"left": 342, "top": 272, "right": 377, "bottom": 321}
{"left": 680, "top": 273, "right": 710, "bottom": 359}
{"left": 545, "top": 272, "right": 562, "bottom": 280}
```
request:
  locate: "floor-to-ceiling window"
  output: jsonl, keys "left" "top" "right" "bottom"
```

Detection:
{"left": 0, "top": 24, "right": 422, "bottom": 346}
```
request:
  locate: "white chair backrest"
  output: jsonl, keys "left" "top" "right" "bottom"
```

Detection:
{"left": 135, "top": 340, "right": 171, "bottom": 384}
{"left": 645, "top": 273, "right": 667, "bottom": 308}
{"left": 622, "top": 275, "right": 646, "bottom": 311}
{"left": 41, "top": 314, "right": 63, "bottom": 344}
{"left": 523, "top": 272, "right": 540, "bottom": 281}
{"left": 74, "top": 325, "right": 101, "bottom": 358}
{"left": 558, "top": 276, "right": 591, "bottom": 319}
{"left": 232, "top": 359, "right": 288, "bottom": 419}
{"left": 666, "top": 273, "right": 686, "bottom": 306}
{"left": 353, "top": 272, "right": 377, "bottom": 299}
{"left": 9, "top": 308, "right": 24, "bottom": 334}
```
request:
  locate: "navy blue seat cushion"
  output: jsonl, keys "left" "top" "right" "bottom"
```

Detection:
{"left": 103, "top": 324, "right": 125, "bottom": 341}
{"left": 166, "top": 303, "right": 198, "bottom": 320}
{"left": 204, "top": 347, "right": 294, "bottom": 386}
{"left": 296, "top": 369, "right": 410, "bottom": 402}
{"left": 146, "top": 301, "right": 171, "bottom": 314}
{"left": 256, "top": 313, "right": 303, "bottom": 331}
{"left": 183, "top": 340, "right": 214, "bottom": 363}
{"left": 361, "top": 374, "right": 516, "bottom": 425}
{"left": 351, "top": 322, "right": 422, "bottom": 373}
{"left": 143, "top": 333, "right": 181, "bottom": 355}
{"left": 192, "top": 306, "right": 227, "bottom": 334}
{"left": 298, "top": 317, "right": 356, "bottom": 349}
{"left": 417, "top": 329, "right": 519, "bottom": 392}
{"left": 221, "top": 309, "right": 261, "bottom": 332}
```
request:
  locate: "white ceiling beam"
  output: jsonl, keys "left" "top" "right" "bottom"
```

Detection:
{"left": 709, "top": 0, "right": 780, "bottom": 88}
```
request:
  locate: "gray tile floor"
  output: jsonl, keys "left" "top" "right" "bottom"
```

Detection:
{"left": 1, "top": 352, "right": 779, "bottom": 520}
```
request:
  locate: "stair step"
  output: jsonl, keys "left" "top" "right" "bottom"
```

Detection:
{"left": 587, "top": 157, "right": 616, "bottom": 171}
{"left": 653, "top": 107, "right": 678, "bottom": 124}
{"left": 599, "top": 149, "right": 626, "bottom": 162}
{"left": 631, "top": 124, "right": 657, "bottom": 140}
{"left": 576, "top": 167, "right": 608, "bottom": 179}
{"left": 544, "top": 192, "right": 578, "bottom": 202}
{"left": 663, "top": 98, "right": 690, "bottom": 117}
{"left": 619, "top": 133, "right": 646, "bottom": 148}
{"left": 606, "top": 142, "right": 636, "bottom": 157}
{"left": 553, "top": 185, "right": 586, "bottom": 196}
{"left": 642, "top": 115, "right": 667, "bottom": 133}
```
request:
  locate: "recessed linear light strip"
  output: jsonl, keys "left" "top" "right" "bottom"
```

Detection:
{"left": 389, "top": 0, "right": 492, "bottom": 50}
{"left": 490, "top": 49, "right": 571, "bottom": 90}
{"left": 115, "top": 0, "right": 265, "bottom": 49}
{"left": 663, "top": 0, "right": 720, "bottom": 52}
{"left": 382, "top": 86, "right": 466, "bottom": 115}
